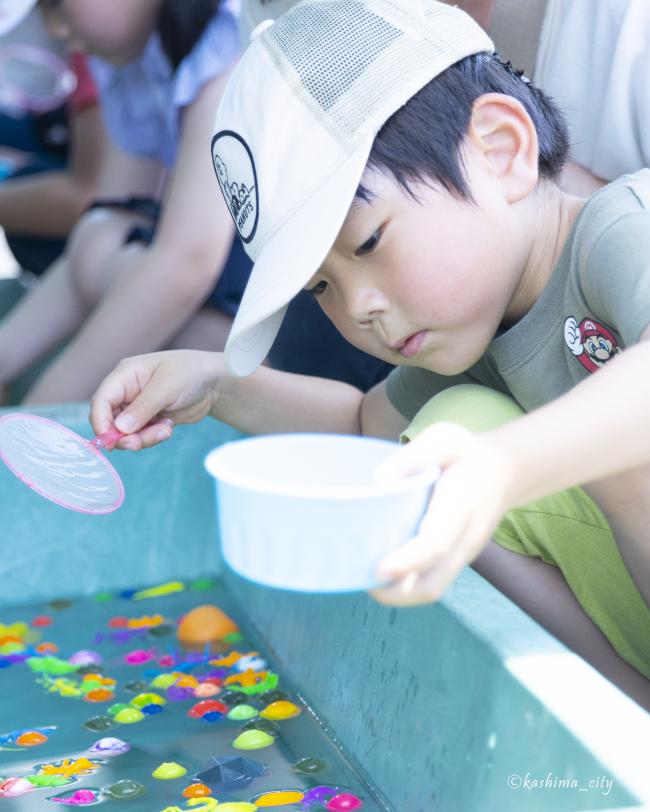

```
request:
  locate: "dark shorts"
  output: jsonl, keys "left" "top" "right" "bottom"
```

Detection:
{"left": 3, "top": 161, "right": 68, "bottom": 275}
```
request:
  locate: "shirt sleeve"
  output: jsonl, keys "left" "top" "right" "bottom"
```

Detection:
{"left": 173, "top": 3, "right": 242, "bottom": 110}
{"left": 386, "top": 366, "right": 482, "bottom": 421}
{"left": 580, "top": 208, "right": 650, "bottom": 346}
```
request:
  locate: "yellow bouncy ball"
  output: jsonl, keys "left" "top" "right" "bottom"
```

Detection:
{"left": 152, "top": 762, "right": 188, "bottom": 780}
{"left": 150, "top": 673, "right": 181, "bottom": 690}
{"left": 126, "top": 614, "right": 166, "bottom": 628}
{"left": 130, "top": 692, "right": 166, "bottom": 708}
{"left": 175, "top": 675, "right": 200, "bottom": 689}
{"left": 40, "top": 758, "right": 99, "bottom": 777}
{"left": 114, "top": 708, "right": 145, "bottom": 724}
{"left": 254, "top": 790, "right": 305, "bottom": 806}
{"left": 210, "top": 651, "right": 243, "bottom": 667}
{"left": 260, "top": 701, "right": 301, "bottom": 721}
{"left": 232, "top": 730, "right": 275, "bottom": 750}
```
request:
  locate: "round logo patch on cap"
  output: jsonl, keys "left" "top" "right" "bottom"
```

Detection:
{"left": 211, "top": 130, "right": 259, "bottom": 244}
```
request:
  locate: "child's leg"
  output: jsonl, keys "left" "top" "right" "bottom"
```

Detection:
{"left": 23, "top": 236, "right": 231, "bottom": 404}
{"left": 67, "top": 207, "right": 152, "bottom": 308}
{"left": 0, "top": 255, "right": 86, "bottom": 388}
{"left": 0, "top": 208, "right": 146, "bottom": 390}
{"left": 405, "top": 385, "right": 650, "bottom": 701}
{"left": 168, "top": 231, "right": 251, "bottom": 352}
{"left": 167, "top": 308, "right": 233, "bottom": 352}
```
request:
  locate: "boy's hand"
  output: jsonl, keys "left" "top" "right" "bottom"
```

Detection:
{"left": 90, "top": 350, "right": 225, "bottom": 451}
{"left": 371, "top": 422, "right": 516, "bottom": 606}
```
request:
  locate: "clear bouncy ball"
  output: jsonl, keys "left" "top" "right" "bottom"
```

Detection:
{"left": 0, "top": 414, "right": 124, "bottom": 513}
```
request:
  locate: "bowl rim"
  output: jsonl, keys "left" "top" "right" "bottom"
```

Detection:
{"left": 204, "top": 433, "right": 439, "bottom": 500}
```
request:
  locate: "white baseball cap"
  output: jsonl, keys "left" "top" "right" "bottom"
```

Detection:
{"left": 212, "top": 0, "right": 494, "bottom": 376}
{"left": 0, "top": 0, "right": 37, "bottom": 37}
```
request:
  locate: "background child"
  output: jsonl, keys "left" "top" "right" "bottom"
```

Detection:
{"left": 0, "top": 0, "right": 248, "bottom": 404}
{"left": 90, "top": 1, "right": 650, "bottom": 708}
{"left": 534, "top": 0, "right": 650, "bottom": 194}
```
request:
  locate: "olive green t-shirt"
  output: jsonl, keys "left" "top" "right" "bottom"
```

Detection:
{"left": 386, "top": 170, "right": 650, "bottom": 419}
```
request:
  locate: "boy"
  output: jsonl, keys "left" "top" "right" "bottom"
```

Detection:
{"left": 90, "top": 0, "right": 650, "bottom": 701}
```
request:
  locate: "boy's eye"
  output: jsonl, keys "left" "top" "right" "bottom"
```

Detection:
{"left": 306, "top": 280, "right": 328, "bottom": 297}
{"left": 355, "top": 228, "right": 382, "bottom": 256}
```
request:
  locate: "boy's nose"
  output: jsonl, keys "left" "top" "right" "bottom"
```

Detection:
{"left": 345, "top": 285, "right": 387, "bottom": 326}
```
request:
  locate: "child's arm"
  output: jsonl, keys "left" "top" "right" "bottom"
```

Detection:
{"left": 0, "top": 103, "right": 107, "bottom": 237}
{"left": 90, "top": 350, "right": 404, "bottom": 450}
{"left": 373, "top": 333, "right": 650, "bottom": 605}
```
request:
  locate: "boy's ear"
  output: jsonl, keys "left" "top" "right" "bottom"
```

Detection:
{"left": 468, "top": 93, "right": 539, "bottom": 202}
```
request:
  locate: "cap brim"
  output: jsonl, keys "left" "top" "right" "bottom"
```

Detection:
{"left": 224, "top": 134, "right": 375, "bottom": 376}
{"left": 0, "top": 0, "right": 37, "bottom": 37}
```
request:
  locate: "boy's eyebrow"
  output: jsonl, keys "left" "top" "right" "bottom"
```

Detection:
{"left": 353, "top": 182, "right": 377, "bottom": 205}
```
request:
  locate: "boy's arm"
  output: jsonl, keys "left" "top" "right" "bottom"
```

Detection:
{"left": 488, "top": 333, "right": 650, "bottom": 504}
{"left": 215, "top": 364, "right": 366, "bottom": 436}
{"left": 360, "top": 378, "right": 410, "bottom": 439}
{"left": 373, "top": 332, "right": 650, "bottom": 605}
{"left": 91, "top": 350, "right": 403, "bottom": 449}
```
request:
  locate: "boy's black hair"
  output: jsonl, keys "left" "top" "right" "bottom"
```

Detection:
{"left": 358, "top": 52, "right": 570, "bottom": 202}
{"left": 157, "top": 0, "right": 221, "bottom": 70}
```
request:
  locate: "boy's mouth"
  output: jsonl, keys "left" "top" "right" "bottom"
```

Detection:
{"left": 392, "top": 331, "right": 427, "bottom": 358}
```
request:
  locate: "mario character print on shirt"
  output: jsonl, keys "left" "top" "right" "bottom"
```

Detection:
{"left": 564, "top": 316, "right": 621, "bottom": 373}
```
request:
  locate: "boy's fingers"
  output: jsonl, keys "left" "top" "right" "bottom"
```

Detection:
{"left": 113, "top": 379, "right": 172, "bottom": 435}
{"left": 137, "top": 420, "right": 174, "bottom": 449}
{"left": 375, "top": 482, "right": 470, "bottom": 581}
{"left": 371, "top": 548, "right": 469, "bottom": 606}
{"left": 90, "top": 374, "right": 128, "bottom": 436}
{"left": 114, "top": 419, "right": 173, "bottom": 452}
{"left": 90, "top": 359, "right": 153, "bottom": 434}
{"left": 374, "top": 422, "right": 472, "bottom": 482}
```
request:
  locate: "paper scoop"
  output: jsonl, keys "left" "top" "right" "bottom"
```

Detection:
{"left": 0, "top": 413, "right": 125, "bottom": 513}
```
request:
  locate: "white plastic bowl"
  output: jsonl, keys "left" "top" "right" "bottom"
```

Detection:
{"left": 205, "top": 433, "right": 437, "bottom": 592}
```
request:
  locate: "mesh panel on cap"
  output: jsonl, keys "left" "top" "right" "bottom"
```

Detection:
{"left": 262, "top": 0, "right": 484, "bottom": 145}
{"left": 266, "top": 1, "right": 401, "bottom": 112}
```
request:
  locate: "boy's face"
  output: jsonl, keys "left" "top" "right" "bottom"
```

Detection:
{"left": 304, "top": 145, "right": 528, "bottom": 375}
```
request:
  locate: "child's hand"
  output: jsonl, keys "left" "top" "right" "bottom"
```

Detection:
{"left": 371, "top": 422, "right": 516, "bottom": 605}
{"left": 90, "top": 350, "right": 225, "bottom": 451}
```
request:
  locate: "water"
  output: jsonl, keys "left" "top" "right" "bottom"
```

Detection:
{"left": 0, "top": 581, "right": 386, "bottom": 810}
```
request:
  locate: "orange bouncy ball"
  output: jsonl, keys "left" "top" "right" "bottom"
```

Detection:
{"left": 182, "top": 783, "right": 212, "bottom": 798}
{"left": 176, "top": 605, "right": 238, "bottom": 649}
{"left": 16, "top": 731, "right": 48, "bottom": 747}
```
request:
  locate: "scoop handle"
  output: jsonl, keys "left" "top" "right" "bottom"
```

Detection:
{"left": 92, "top": 425, "right": 125, "bottom": 449}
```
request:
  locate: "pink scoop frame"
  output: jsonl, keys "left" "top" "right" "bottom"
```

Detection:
{"left": 0, "top": 413, "right": 125, "bottom": 514}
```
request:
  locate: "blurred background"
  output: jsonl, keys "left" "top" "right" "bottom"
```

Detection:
{"left": 0, "top": 229, "right": 18, "bottom": 278}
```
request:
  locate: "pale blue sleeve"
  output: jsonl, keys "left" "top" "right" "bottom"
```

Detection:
{"left": 173, "top": 0, "right": 243, "bottom": 110}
